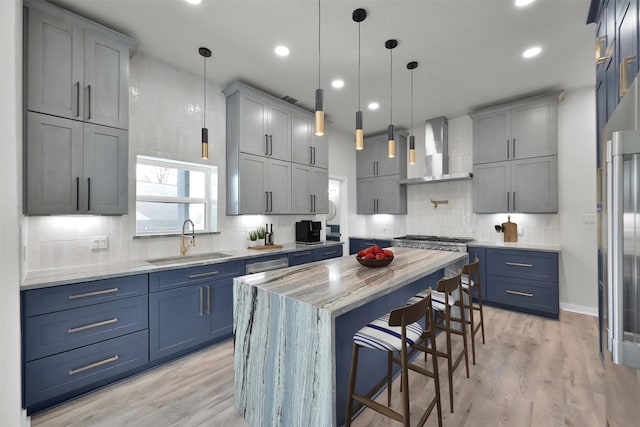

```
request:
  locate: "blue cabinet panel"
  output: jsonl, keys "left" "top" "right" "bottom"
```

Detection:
{"left": 289, "top": 250, "right": 313, "bottom": 266}
{"left": 349, "top": 238, "right": 392, "bottom": 255}
{"left": 486, "top": 249, "right": 558, "bottom": 282}
{"left": 149, "top": 285, "right": 202, "bottom": 361}
{"left": 23, "top": 274, "right": 148, "bottom": 316}
{"left": 149, "top": 260, "right": 243, "bottom": 293}
{"left": 24, "top": 295, "right": 148, "bottom": 362}
{"left": 24, "top": 330, "right": 148, "bottom": 408}
{"left": 487, "top": 274, "right": 559, "bottom": 317}
{"left": 312, "top": 244, "right": 343, "bottom": 261}
{"left": 205, "top": 280, "right": 234, "bottom": 341}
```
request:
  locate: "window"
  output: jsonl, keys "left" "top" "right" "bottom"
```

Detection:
{"left": 136, "top": 156, "right": 218, "bottom": 235}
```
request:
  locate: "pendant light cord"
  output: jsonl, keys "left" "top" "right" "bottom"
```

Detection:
{"left": 390, "top": 48, "right": 393, "bottom": 124}
{"left": 358, "top": 22, "right": 361, "bottom": 111}
{"left": 318, "top": 0, "right": 321, "bottom": 88}
{"left": 203, "top": 55, "right": 207, "bottom": 128}
{"left": 410, "top": 69, "right": 414, "bottom": 135}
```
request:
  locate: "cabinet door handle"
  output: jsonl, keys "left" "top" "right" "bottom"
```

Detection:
{"left": 69, "top": 355, "right": 119, "bottom": 376}
{"left": 199, "top": 287, "right": 204, "bottom": 316}
{"left": 87, "top": 177, "right": 91, "bottom": 211}
{"left": 620, "top": 54, "right": 636, "bottom": 98}
{"left": 188, "top": 270, "right": 219, "bottom": 279}
{"left": 207, "top": 286, "right": 211, "bottom": 315}
{"left": 265, "top": 134, "right": 269, "bottom": 155}
{"left": 507, "top": 191, "right": 510, "bottom": 211}
{"left": 68, "top": 287, "right": 119, "bottom": 299}
{"left": 87, "top": 84, "right": 91, "bottom": 120}
{"left": 513, "top": 138, "right": 516, "bottom": 158}
{"left": 595, "top": 36, "right": 607, "bottom": 64}
{"left": 313, "top": 147, "right": 316, "bottom": 165}
{"left": 310, "top": 146, "right": 313, "bottom": 164}
{"left": 269, "top": 135, "right": 273, "bottom": 156}
{"left": 269, "top": 191, "right": 273, "bottom": 212}
{"left": 76, "top": 177, "right": 80, "bottom": 211}
{"left": 313, "top": 194, "right": 316, "bottom": 212}
{"left": 265, "top": 191, "right": 269, "bottom": 212}
{"left": 505, "top": 262, "right": 533, "bottom": 268}
{"left": 75, "top": 82, "right": 80, "bottom": 117}
{"left": 506, "top": 289, "right": 534, "bottom": 298}
{"left": 512, "top": 191, "right": 516, "bottom": 211}
{"left": 68, "top": 317, "right": 118, "bottom": 334}
{"left": 310, "top": 194, "right": 314, "bottom": 212}
{"left": 507, "top": 139, "right": 510, "bottom": 159}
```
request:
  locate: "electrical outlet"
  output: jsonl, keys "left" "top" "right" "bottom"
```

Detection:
{"left": 582, "top": 214, "right": 596, "bottom": 224}
{"left": 90, "top": 236, "right": 108, "bottom": 250}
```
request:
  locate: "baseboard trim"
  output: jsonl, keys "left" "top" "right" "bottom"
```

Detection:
{"left": 560, "top": 303, "right": 597, "bottom": 317}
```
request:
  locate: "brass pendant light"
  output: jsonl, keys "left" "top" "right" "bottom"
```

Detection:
{"left": 199, "top": 47, "right": 211, "bottom": 159}
{"left": 353, "top": 8, "right": 366, "bottom": 150}
{"left": 314, "top": 0, "right": 324, "bottom": 136}
{"left": 407, "top": 61, "right": 418, "bottom": 165}
{"left": 385, "top": 39, "right": 398, "bottom": 158}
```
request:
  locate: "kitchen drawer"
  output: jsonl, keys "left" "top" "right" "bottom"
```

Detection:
{"left": 486, "top": 249, "right": 558, "bottom": 282}
{"left": 149, "top": 260, "right": 243, "bottom": 293}
{"left": 313, "top": 245, "right": 343, "bottom": 261}
{"left": 23, "top": 275, "right": 148, "bottom": 317}
{"left": 24, "top": 295, "right": 148, "bottom": 362}
{"left": 24, "top": 330, "right": 148, "bottom": 408}
{"left": 289, "top": 251, "right": 313, "bottom": 266}
{"left": 487, "top": 274, "right": 559, "bottom": 316}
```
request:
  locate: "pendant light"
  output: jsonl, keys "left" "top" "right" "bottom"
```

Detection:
{"left": 385, "top": 39, "right": 398, "bottom": 158}
{"left": 407, "top": 61, "right": 418, "bottom": 165}
{"left": 314, "top": 0, "right": 324, "bottom": 136}
{"left": 353, "top": 8, "right": 366, "bottom": 150}
{"left": 199, "top": 47, "right": 211, "bottom": 159}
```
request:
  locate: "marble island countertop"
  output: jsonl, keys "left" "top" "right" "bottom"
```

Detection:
{"left": 234, "top": 247, "right": 467, "bottom": 318}
{"left": 21, "top": 241, "right": 343, "bottom": 290}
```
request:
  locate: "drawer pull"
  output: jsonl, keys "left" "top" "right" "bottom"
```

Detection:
{"left": 68, "top": 287, "right": 119, "bottom": 300}
{"left": 324, "top": 251, "right": 337, "bottom": 255}
{"left": 199, "top": 287, "right": 204, "bottom": 316}
{"left": 506, "top": 290, "right": 534, "bottom": 298}
{"left": 68, "top": 355, "right": 119, "bottom": 375}
{"left": 207, "top": 285, "right": 211, "bottom": 315}
{"left": 189, "top": 271, "right": 219, "bottom": 279}
{"left": 505, "top": 262, "right": 533, "bottom": 268}
{"left": 68, "top": 317, "right": 118, "bottom": 334}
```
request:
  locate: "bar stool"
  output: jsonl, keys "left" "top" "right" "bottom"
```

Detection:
{"left": 345, "top": 293, "right": 442, "bottom": 427}
{"left": 461, "top": 257, "right": 485, "bottom": 365}
{"left": 409, "top": 272, "right": 469, "bottom": 413}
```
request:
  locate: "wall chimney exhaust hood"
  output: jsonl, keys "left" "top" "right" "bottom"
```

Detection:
{"left": 398, "top": 116, "right": 473, "bottom": 185}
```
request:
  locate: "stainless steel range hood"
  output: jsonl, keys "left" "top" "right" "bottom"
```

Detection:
{"left": 398, "top": 116, "right": 473, "bottom": 185}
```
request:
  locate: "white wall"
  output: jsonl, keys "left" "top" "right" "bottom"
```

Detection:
{"left": 558, "top": 87, "right": 598, "bottom": 314}
{"left": 0, "top": 0, "right": 25, "bottom": 425}
{"left": 23, "top": 54, "right": 330, "bottom": 270}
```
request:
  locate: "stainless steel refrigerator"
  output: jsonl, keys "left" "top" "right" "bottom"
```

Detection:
{"left": 601, "top": 76, "right": 640, "bottom": 426}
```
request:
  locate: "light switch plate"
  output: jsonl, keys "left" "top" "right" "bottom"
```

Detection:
{"left": 582, "top": 214, "right": 596, "bottom": 224}
{"left": 90, "top": 236, "right": 108, "bottom": 250}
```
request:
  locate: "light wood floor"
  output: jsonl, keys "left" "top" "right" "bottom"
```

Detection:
{"left": 32, "top": 306, "right": 604, "bottom": 427}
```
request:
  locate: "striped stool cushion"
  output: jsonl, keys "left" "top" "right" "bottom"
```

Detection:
{"left": 408, "top": 289, "right": 456, "bottom": 312}
{"left": 353, "top": 313, "right": 423, "bottom": 352}
{"left": 461, "top": 274, "right": 475, "bottom": 289}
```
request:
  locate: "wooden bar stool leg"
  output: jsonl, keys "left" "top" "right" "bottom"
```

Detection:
{"left": 467, "top": 288, "right": 477, "bottom": 365}
{"left": 401, "top": 344, "right": 410, "bottom": 427}
{"left": 429, "top": 324, "right": 443, "bottom": 427}
{"left": 445, "top": 311, "right": 454, "bottom": 413}
{"left": 478, "top": 286, "right": 486, "bottom": 344}
{"left": 387, "top": 351, "right": 393, "bottom": 406}
{"left": 459, "top": 297, "right": 470, "bottom": 379}
{"left": 345, "top": 343, "right": 360, "bottom": 427}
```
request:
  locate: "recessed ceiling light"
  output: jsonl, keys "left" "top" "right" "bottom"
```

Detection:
{"left": 331, "top": 79, "right": 344, "bottom": 89}
{"left": 274, "top": 45, "right": 290, "bottom": 57}
{"left": 515, "top": 0, "right": 535, "bottom": 7}
{"left": 368, "top": 102, "right": 379, "bottom": 110}
{"left": 522, "top": 46, "right": 542, "bottom": 58}
{"left": 184, "top": 0, "right": 202, "bottom": 4}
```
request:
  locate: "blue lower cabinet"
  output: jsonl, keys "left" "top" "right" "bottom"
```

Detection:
{"left": 206, "top": 279, "right": 234, "bottom": 341}
{"left": 289, "top": 251, "right": 313, "bottom": 266}
{"left": 24, "top": 330, "right": 148, "bottom": 408}
{"left": 487, "top": 274, "right": 559, "bottom": 317}
{"left": 312, "top": 245, "right": 343, "bottom": 261}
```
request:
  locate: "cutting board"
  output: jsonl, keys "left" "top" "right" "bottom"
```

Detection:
{"left": 502, "top": 216, "right": 517, "bottom": 242}
{"left": 248, "top": 244, "right": 283, "bottom": 250}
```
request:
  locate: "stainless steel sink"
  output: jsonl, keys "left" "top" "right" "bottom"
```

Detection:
{"left": 146, "top": 252, "right": 232, "bottom": 266}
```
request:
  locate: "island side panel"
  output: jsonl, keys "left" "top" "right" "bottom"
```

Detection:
{"left": 233, "top": 278, "right": 333, "bottom": 426}
{"left": 334, "top": 270, "right": 443, "bottom": 426}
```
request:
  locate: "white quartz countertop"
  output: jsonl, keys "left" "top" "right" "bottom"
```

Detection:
{"left": 470, "top": 241, "right": 561, "bottom": 252}
{"left": 21, "top": 241, "right": 344, "bottom": 290}
{"left": 233, "top": 247, "right": 467, "bottom": 318}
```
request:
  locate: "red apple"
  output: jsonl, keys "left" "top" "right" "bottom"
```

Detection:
{"left": 364, "top": 253, "right": 375, "bottom": 259}
{"left": 383, "top": 249, "right": 394, "bottom": 258}
{"left": 375, "top": 253, "right": 387, "bottom": 260}
{"left": 357, "top": 250, "right": 366, "bottom": 257}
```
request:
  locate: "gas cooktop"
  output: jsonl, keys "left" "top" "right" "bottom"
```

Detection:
{"left": 393, "top": 235, "right": 474, "bottom": 244}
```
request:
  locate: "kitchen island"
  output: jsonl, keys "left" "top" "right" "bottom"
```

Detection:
{"left": 233, "top": 247, "right": 467, "bottom": 426}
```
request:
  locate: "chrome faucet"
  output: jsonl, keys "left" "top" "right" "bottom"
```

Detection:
{"left": 181, "top": 219, "right": 196, "bottom": 256}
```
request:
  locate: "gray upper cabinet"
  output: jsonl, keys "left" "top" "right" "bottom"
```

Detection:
{"left": 24, "top": 0, "right": 134, "bottom": 215}
{"left": 291, "top": 164, "right": 328, "bottom": 214}
{"left": 473, "top": 156, "right": 558, "bottom": 214}
{"left": 25, "top": 0, "right": 133, "bottom": 130}
{"left": 471, "top": 93, "right": 559, "bottom": 214}
{"left": 471, "top": 95, "right": 559, "bottom": 164}
{"left": 356, "top": 132, "right": 407, "bottom": 215}
{"left": 225, "top": 81, "right": 326, "bottom": 214}
{"left": 291, "top": 113, "right": 328, "bottom": 169}
{"left": 26, "top": 112, "right": 127, "bottom": 215}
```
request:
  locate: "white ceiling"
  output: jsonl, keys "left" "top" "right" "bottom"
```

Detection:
{"left": 51, "top": 0, "right": 596, "bottom": 136}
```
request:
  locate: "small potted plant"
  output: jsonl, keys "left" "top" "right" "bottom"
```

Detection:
{"left": 248, "top": 230, "right": 258, "bottom": 247}
{"left": 256, "top": 226, "right": 266, "bottom": 243}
